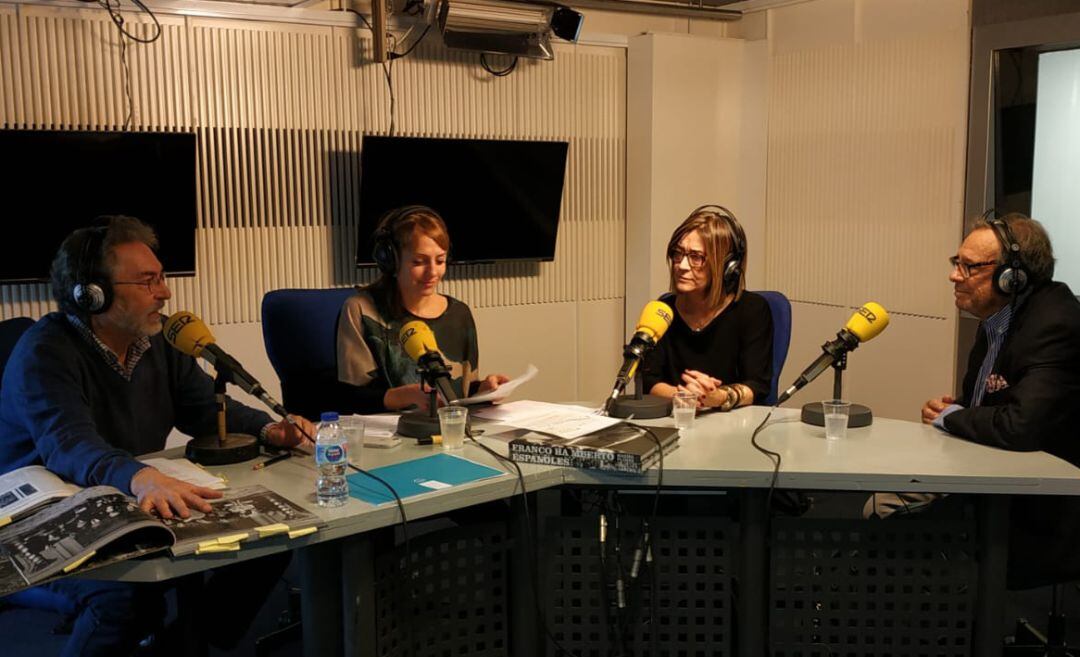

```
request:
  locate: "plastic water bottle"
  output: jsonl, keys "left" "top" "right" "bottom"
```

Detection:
{"left": 315, "top": 412, "right": 348, "bottom": 507}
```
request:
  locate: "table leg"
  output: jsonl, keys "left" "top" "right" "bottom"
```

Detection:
{"left": 974, "top": 495, "right": 1009, "bottom": 657}
{"left": 341, "top": 533, "right": 377, "bottom": 657}
{"left": 510, "top": 492, "right": 541, "bottom": 657}
{"left": 739, "top": 489, "right": 767, "bottom": 657}
{"left": 299, "top": 540, "right": 344, "bottom": 657}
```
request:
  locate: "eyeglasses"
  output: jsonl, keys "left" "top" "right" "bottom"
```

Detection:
{"left": 113, "top": 273, "right": 168, "bottom": 294}
{"left": 948, "top": 255, "right": 997, "bottom": 279}
{"left": 670, "top": 247, "right": 707, "bottom": 270}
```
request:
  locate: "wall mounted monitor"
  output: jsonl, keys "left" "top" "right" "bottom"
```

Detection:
{"left": 0, "top": 130, "right": 197, "bottom": 283}
{"left": 356, "top": 136, "right": 569, "bottom": 267}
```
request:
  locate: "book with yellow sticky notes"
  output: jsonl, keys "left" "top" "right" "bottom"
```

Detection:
{"left": 0, "top": 478, "right": 320, "bottom": 597}
{"left": 164, "top": 485, "right": 321, "bottom": 557}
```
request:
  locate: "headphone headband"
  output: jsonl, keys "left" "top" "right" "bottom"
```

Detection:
{"left": 371, "top": 205, "right": 443, "bottom": 275}
{"left": 72, "top": 226, "right": 112, "bottom": 314}
{"left": 981, "top": 209, "right": 1029, "bottom": 296}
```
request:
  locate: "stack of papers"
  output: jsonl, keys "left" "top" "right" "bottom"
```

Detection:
{"left": 474, "top": 400, "right": 621, "bottom": 439}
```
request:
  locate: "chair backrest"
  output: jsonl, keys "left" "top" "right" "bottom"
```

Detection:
{"left": 752, "top": 291, "right": 792, "bottom": 405}
{"left": 261, "top": 288, "right": 358, "bottom": 418}
{"left": 0, "top": 317, "right": 35, "bottom": 395}
{"left": 262, "top": 288, "right": 356, "bottom": 378}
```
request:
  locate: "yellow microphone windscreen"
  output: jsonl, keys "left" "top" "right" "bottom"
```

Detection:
{"left": 844, "top": 302, "right": 889, "bottom": 343}
{"left": 163, "top": 311, "right": 217, "bottom": 357}
{"left": 636, "top": 301, "right": 675, "bottom": 341}
{"left": 399, "top": 320, "right": 440, "bottom": 362}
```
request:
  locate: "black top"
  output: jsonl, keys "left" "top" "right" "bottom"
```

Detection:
{"left": 641, "top": 292, "right": 773, "bottom": 403}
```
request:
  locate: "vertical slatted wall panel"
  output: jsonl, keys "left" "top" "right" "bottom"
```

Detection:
{"left": 764, "top": 32, "right": 966, "bottom": 318}
{"left": 1, "top": 6, "right": 625, "bottom": 324}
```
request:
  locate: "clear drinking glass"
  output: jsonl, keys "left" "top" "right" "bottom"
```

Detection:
{"left": 339, "top": 415, "right": 365, "bottom": 468}
{"left": 437, "top": 406, "right": 468, "bottom": 450}
{"left": 672, "top": 391, "right": 698, "bottom": 431}
{"left": 822, "top": 400, "right": 852, "bottom": 440}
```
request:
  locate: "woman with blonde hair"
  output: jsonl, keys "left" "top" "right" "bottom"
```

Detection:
{"left": 337, "top": 205, "right": 506, "bottom": 413}
{"left": 641, "top": 205, "right": 773, "bottom": 410}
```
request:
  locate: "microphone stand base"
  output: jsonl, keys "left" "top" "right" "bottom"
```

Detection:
{"left": 608, "top": 395, "right": 672, "bottom": 420}
{"left": 800, "top": 402, "right": 873, "bottom": 428}
{"left": 186, "top": 433, "right": 260, "bottom": 465}
{"left": 397, "top": 411, "right": 472, "bottom": 440}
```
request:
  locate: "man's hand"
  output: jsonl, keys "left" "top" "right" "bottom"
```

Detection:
{"left": 476, "top": 374, "right": 510, "bottom": 394}
{"left": 265, "top": 414, "right": 317, "bottom": 449}
{"left": 130, "top": 467, "right": 222, "bottom": 519}
{"left": 921, "top": 394, "right": 956, "bottom": 424}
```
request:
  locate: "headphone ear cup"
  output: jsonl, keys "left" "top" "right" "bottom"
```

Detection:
{"left": 73, "top": 281, "right": 110, "bottom": 314}
{"left": 722, "top": 258, "right": 741, "bottom": 293}
{"left": 372, "top": 234, "right": 398, "bottom": 275}
{"left": 994, "top": 263, "right": 1028, "bottom": 296}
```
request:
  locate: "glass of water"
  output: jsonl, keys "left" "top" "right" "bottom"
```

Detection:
{"left": 437, "top": 405, "right": 468, "bottom": 450}
{"left": 822, "top": 400, "right": 852, "bottom": 440}
{"left": 672, "top": 391, "right": 698, "bottom": 431}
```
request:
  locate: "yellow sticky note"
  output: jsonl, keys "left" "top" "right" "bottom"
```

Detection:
{"left": 254, "top": 523, "right": 290, "bottom": 538}
{"left": 287, "top": 526, "right": 318, "bottom": 539}
{"left": 213, "top": 533, "right": 249, "bottom": 545}
{"left": 63, "top": 551, "right": 96, "bottom": 573}
{"left": 196, "top": 542, "right": 241, "bottom": 555}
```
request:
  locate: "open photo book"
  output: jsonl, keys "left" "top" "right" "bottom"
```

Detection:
{"left": 0, "top": 466, "right": 321, "bottom": 597}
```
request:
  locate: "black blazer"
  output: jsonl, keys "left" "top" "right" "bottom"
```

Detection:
{"left": 944, "top": 281, "right": 1080, "bottom": 465}
{"left": 944, "top": 281, "right": 1080, "bottom": 589}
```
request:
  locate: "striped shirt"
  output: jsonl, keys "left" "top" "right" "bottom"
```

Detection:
{"left": 971, "top": 303, "right": 1013, "bottom": 407}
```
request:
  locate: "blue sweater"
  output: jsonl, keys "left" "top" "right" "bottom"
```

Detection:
{"left": 0, "top": 313, "right": 272, "bottom": 494}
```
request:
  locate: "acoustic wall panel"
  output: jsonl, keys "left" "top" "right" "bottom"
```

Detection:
{"left": 1, "top": 5, "right": 626, "bottom": 327}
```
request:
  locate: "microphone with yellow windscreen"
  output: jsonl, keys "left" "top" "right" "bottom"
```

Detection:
{"left": 604, "top": 300, "right": 675, "bottom": 418}
{"left": 162, "top": 310, "right": 290, "bottom": 464}
{"left": 398, "top": 320, "right": 460, "bottom": 406}
{"left": 777, "top": 302, "right": 891, "bottom": 428}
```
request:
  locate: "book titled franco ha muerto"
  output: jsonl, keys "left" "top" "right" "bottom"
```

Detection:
{"left": 0, "top": 465, "right": 322, "bottom": 598}
{"left": 508, "top": 423, "right": 680, "bottom": 473}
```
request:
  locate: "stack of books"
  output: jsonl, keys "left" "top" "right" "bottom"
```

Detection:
{"left": 508, "top": 423, "right": 679, "bottom": 473}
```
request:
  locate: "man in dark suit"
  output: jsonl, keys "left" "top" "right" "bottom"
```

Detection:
{"left": 920, "top": 212, "right": 1080, "bottom": 588}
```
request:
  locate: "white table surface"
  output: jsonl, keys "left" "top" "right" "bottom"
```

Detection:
{"left": 86, "top": 405, "right": 1080, "bottom": 582}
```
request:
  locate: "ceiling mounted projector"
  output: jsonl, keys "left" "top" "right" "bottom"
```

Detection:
{"left": 437, "top": 0, "right": 583, "bottom": 60}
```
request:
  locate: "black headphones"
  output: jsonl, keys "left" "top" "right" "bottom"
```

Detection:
{"left": 688, "top": 204, "right": 746, "bottom": 294}
{"left": 371, "top": 205, "right": 440, "bottom": 275}
{"left": 71, "top": 226, "right": 113, "bottom": 314}
{"left": 983, "top": 210, "right": 1029, "bottom": 296}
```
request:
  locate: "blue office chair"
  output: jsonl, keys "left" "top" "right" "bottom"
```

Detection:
{"left": 261, "top": 287, "right": 360, "bottom": 419}
{"left": 752, "top": 291, "right": 792, "bottom": 405}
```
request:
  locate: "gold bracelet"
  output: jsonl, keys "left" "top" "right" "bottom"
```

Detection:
{"left": 717, "top": 385, "right": 737, "bottom": 412}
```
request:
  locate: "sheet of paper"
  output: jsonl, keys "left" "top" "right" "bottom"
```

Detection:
{"left": 456, "top": 364, "right": 539, "bottom": 405}
{"left": 472, "top": 400, "right": 620, "bottom": 439}
{"left": 141, "top": 457, "right": 227, "bottom": 489}
{"left": 348, "top": 414, "right": 400, "bottom": 438}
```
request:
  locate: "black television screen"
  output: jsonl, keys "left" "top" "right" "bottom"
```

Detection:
{"left": 356, "top": 136, "right": 569, "bottom": 266}
{"left": 0, "top": 130, "right": 197, "bottom": 282}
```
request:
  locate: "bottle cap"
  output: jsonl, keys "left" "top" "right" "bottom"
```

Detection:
{"left": 320, "top": 412, "right": 339, "bottom": 422}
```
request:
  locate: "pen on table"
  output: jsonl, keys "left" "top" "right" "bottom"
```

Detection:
{"left": 417, "top": 435, "right": 443, "bottom": 446}
{"left": 253, "top": 452, "right": 292, "bottom": 470}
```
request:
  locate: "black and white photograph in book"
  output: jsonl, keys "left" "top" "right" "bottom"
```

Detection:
{"left": 0, "top": 490, "right": 144, "bottom": 581}
{"left": 164, "top": 485, "right": 318, "bottom": 544}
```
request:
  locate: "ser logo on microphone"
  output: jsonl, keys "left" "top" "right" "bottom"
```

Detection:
{"left": 164, "top": 313, "right": 194, "bottom": 344}
{"left": 654, "top": 306, "right": 673, "bottom": 326}
{"left": 399, "top": 325, "right": 417, "bottom": 347}
{"left": 857, "top": 305, "right": 879, "bottom": 323}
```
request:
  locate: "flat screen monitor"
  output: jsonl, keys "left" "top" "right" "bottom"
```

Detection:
{"left": 0, "top": 130, "right": 197, "bottom": 282}
{"left": 356, "top": 136, "right": 569, "bottom": 266}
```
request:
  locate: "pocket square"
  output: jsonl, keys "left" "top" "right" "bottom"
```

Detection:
{"left": 985, "top": 373, "right": 1009, "bottom": 394}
